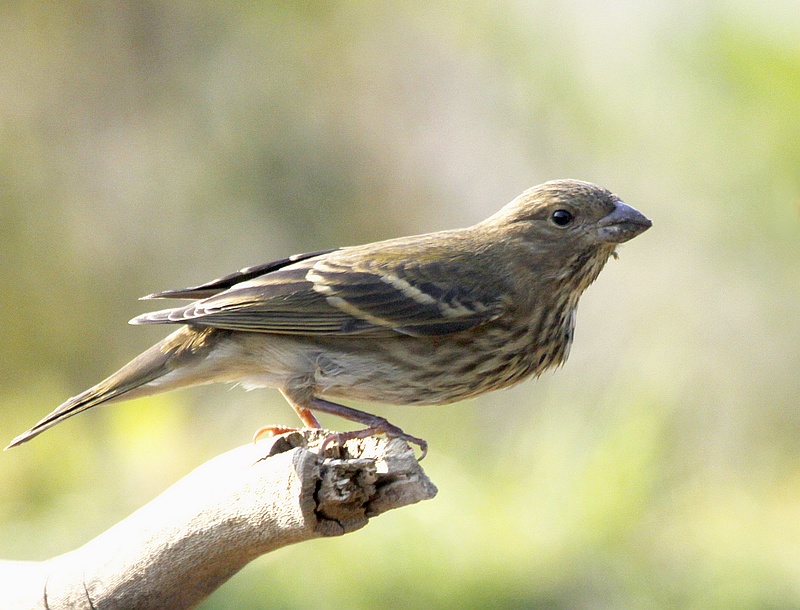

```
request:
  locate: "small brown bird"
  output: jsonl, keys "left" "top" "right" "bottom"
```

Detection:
{"left": 7, "top": 180, "right": 650, "bottom": 453}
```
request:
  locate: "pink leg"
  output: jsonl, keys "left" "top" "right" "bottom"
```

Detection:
{"left": 306, "top": 396, "right": 428, "bottom": 459}
{"left": 252, "top": 390, "right": 324, "bottom": 443}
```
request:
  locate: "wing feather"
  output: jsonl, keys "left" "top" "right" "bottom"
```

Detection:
{"left": 141, "top": 249, "right": 338, "bottom": 299}
{"left": 131, "top": 234, "right": 509, "bottom": 337}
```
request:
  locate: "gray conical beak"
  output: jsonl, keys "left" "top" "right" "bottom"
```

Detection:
{"left": 597, "top": 201, "right": 652, "bottom": 243}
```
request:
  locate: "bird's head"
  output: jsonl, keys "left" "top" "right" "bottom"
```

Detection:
{"left": 482, "top": 179, "right": 651, "bottom": 250}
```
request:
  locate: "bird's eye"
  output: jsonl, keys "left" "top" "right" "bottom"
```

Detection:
{"left": 551, "top": 209, "right": 574, "bottom": 227}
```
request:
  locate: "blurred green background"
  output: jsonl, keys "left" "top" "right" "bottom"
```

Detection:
{"left": 1, "top": 2, "right": 799, "bottom": 608}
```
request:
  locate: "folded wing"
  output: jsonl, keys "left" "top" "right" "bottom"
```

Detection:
{"left": 131, "top": 239, "right": 508, "bottom": 337}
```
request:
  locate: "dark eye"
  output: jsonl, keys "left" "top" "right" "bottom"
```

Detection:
{"left": 551, "top": 209, "right": 574, "bottom": 227}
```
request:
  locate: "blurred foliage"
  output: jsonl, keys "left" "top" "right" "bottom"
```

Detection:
{"left": 1, "top": 1, "right": 799, "bottom": 608}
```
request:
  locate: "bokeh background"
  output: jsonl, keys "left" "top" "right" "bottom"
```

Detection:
{"left": 1, "top": 2, "right": 798, "bottom": 608}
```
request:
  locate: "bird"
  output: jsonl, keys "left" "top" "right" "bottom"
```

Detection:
{"left": 6, "top": 179, "right": 651, "bottom": 454}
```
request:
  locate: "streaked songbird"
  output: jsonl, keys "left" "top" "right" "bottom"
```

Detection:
{"left": 7, "top": 180, "right": 651, "bottom": 455}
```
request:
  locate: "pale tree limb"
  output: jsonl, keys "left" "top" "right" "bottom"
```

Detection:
{"left": 1, "top": 430, "right": 437, "bottom": 610}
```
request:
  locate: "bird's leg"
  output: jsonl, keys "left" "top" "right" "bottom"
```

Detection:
{"left": 252, "top": 390, "right": 323, "bottom": 443}
{"left": 289, "top": 404, "right": 324, "bottom": 428}
{"left": 307, "top": 397, "right": 428, "bottom": 460}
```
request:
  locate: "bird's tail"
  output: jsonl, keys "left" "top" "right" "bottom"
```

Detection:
{"left": 5, "top": 326, "right": 224, "bottom": 449}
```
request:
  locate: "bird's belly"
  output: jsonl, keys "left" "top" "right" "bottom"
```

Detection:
{"left": 308, "top": 333, "right": 555, "bottom": 406}
{"left": 231, "top": 327, "right": 567, "bottom": 406}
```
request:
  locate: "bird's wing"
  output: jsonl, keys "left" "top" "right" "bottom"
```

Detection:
{"left": 141, "top": 249, "right": 339, "bottom": 300}
{"left": 131, "top": 239, "right": 508, "bottom": 337}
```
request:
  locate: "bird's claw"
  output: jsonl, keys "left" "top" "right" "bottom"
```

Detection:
{"left": 252, "top": 425, "right": 301, "bottom": 444}
{"left": 253, "top": 420, "right": 428, "bottom": 461}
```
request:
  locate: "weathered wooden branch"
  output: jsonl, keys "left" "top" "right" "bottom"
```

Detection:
{"left": 0, "top": 430, "right": 437, "bottom": 609}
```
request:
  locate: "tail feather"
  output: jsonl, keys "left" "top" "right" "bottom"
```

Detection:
{"left": 5, "top": 326, "right": 222, "bottom": 449}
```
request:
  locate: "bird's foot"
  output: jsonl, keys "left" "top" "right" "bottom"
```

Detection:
{"left": 320, "top": 424, "right": 428, "bottom": 461}
{"left": 252, "top": 425, "right": 301, "bottom": 444}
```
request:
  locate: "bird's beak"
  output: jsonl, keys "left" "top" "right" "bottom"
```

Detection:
{"left": 597, "top": 201, "right": 652, "bottom": 244}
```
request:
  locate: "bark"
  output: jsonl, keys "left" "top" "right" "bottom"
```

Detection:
{"left": 1, "top": 430, "right": 436, "bottom": 609}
